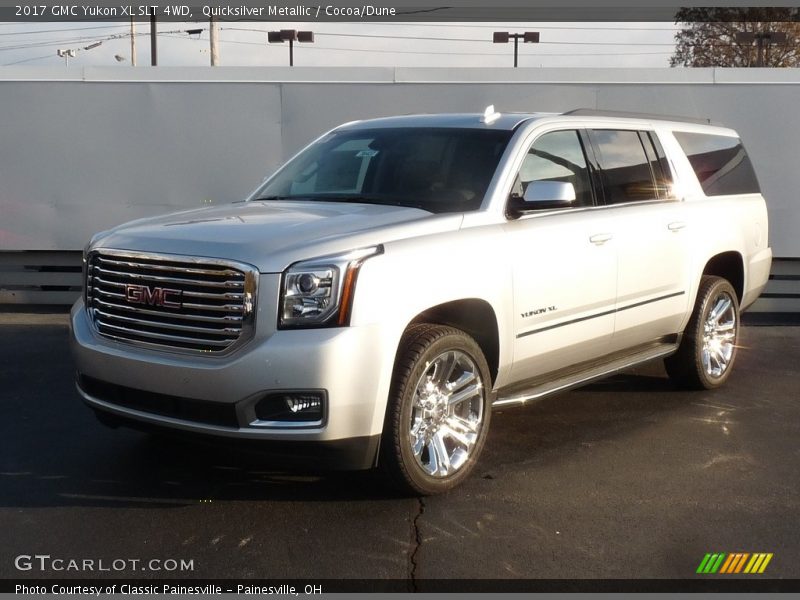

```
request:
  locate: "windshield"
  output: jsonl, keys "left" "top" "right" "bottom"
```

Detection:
{"left": 252, "top": 127, "right": 512, "bottom": 213}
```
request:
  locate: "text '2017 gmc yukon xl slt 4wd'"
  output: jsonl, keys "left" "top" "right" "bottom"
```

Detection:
{"left": 70, "top": 108, "right": 772, "bottom": 494}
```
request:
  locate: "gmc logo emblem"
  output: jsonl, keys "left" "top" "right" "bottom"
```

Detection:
{"left": 125, "top": 284, "right": 183, "bottom": 309}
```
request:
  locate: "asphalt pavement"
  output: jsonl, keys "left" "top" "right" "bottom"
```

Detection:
{"left": 1, "top": 316, "right": 798, "bottom": 587}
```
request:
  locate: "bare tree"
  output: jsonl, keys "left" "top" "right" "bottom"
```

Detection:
{"left": 671, "top": 7, "right": 800, "bottom": 67}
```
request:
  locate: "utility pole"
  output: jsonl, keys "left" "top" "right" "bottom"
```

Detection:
{"left": 209, "top": 16, "right": 220, "bottom": 66}
{"left": 493, "top": 31, "right": 540, "bottom": 67}
{"left": 150, "top": 15, "right": 157, "bottom": 66}
{"left": 130, "top": 16, "right": 136, "bottom": 66}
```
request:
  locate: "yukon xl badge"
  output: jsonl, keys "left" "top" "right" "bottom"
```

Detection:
{"left": 125, "top": 284, "right": 183, "bottom": 309}
{"left": 521, "top": 306, "right": 557, "bottom": 318}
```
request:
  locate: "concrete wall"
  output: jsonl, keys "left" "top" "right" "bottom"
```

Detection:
{"left": 0, "top": 66, "right": 798, "bottom": 256}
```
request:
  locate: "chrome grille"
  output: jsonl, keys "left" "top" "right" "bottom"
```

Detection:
{"left": 85, "top": 249, "right": 257, "bottom": 354}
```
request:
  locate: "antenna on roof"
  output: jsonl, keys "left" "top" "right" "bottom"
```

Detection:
{"left": 481, "top": 105, "right": 502, "bottom": 125}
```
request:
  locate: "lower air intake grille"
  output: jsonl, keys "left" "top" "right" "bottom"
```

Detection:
{"left": 79, "top": 374, "right": 239, "bottom": 428}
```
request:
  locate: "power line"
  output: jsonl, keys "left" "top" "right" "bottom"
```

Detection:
{"left": 219, "top": 27, "right": 741, "bottom": 49}
{"left": 0, "top": 28, "right": 196, "bottom": 53}
{"left": 316, "top": 31, "right": 680, "bottom": 46}
{"left": 0, "top": 22, "right": 687, "bottom": 65}
{"left": 219, "top": 27, "right": 694, "bottom": 47}
{"left": 168, "top": 33, "right": 673, "bottom": 57}
{"left": 0, "top": 35, "right": 116, "bottom": 52}
{"left": 0, "top": 24, "right": 130, "bottom": 37}
{"left": 299, "top": 45, "right": 674, "bottom": 57}
{"left": 72, "top": 17, "right": 673, "bottom": 31}
{"left": 2, "top": 52, "right": 56, "bottom": 65}
{"left": 354, "top": 22, "right": 681, "bottom": 31}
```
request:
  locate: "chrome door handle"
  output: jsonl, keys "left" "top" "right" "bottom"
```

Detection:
{"left": 668, "top": 221, "right": 687, "bottom": 231}
{"left": 589, "top": 233, "right": 613, "bottom": 245}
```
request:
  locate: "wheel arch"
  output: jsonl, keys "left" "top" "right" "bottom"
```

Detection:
{"left": 702, "top": 251, "right": 744, "bottom": 303}
{"left": 405, "top": 298, "right": 501, "bottom": 387}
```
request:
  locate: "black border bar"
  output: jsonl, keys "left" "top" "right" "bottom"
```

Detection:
{"left": 4, "top": 578, "right": 800, "bottom": 592}
{"left": 2, "top": 3, "right": 800, "bottom": 23}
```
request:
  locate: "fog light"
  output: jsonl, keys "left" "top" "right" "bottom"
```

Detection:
{"left": 254, "top": 391, "right": 326, "bottom": 423}
{"left": 286, "top": 394, "right": 321, "bottom": 413}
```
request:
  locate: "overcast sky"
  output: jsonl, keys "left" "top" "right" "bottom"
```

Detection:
{"left": 0, "top": 21, "right": 682, "bottom": 68}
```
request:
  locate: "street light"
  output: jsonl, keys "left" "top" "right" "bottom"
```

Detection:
{"left": 56, "top": 40, "right": 103, "bottom": 66}
{"left": 56, "top": 48, "right": 76, "bottom": 66}
{"left": 267, "top": 29, "right": 314, "bottom": 66}
{"left": 735, "top": 31, "right": 788, "bottom": 67}
{"left": 493, "top": 31, "right": 540, "bottom": 68}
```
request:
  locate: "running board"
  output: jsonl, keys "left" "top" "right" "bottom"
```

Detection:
{"left": 493, "top": 341, "right": 679, "bottom": 408}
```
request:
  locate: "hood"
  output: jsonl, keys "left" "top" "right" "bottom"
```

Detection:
{"left": 92, "top": 200, "right": 463, "bottom": 272}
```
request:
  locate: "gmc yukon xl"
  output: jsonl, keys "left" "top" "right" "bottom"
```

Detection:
{"left": 70, "top": 108, "right": 772, "bottom": 494}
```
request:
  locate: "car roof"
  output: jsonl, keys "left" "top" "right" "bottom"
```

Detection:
{"left": 336, "top": 112, "right": 548, "bottom": 132}
{"left": 333, "top": 110, "right": 735, "bottom": 136}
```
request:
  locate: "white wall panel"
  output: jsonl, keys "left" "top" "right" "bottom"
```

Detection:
{"left": 0, "top": 67, "right": 797, "bottom": 256}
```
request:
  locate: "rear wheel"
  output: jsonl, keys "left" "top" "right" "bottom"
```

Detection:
{"left": 665, "top": 276, "right": 740, "bottom": 389}
{"left": 380, "top": 324, "right": 492, "bottom": 495}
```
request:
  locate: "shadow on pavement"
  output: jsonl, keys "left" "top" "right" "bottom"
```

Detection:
{"left": 0, "top": 324, "right": 729, "bottom": 508}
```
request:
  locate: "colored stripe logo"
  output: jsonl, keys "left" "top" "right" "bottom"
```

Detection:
{"left": 697, "top": 552, "right": 773, "bottom": 574}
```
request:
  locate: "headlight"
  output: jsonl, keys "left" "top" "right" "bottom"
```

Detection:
{"left": 279, "top": 246, "right": 382, "bottom": 329}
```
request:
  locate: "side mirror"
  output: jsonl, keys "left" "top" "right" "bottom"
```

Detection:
{"left": 521, "top": 180, "right": 576, "bottom": 208}
{"left": 507, "top": 180, "right": 577, "bottom": 217}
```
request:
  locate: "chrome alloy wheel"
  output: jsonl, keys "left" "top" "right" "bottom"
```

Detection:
{"left": 701, "top": 291, "right": 737, "bottom": 379}
{"left": 409, "top": 350, "right": 485, "bottom": 478}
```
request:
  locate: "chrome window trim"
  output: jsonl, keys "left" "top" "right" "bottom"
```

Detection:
{"left": 507, "top": 196, "right": 683, "bottom": 222}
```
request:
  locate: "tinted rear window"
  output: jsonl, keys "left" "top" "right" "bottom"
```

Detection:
{"left": 673, "top": 132, "right": 760, "bottom": 196}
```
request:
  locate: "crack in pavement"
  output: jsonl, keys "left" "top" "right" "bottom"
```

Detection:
{"left": 409, "top": 496, "right": 425, "bottom": 590}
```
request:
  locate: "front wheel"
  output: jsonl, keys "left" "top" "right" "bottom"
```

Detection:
{"left": 665, "top": 276, "right": 740, "bottom": 389}
{"left": 379, "top": 324, "right": 492, "bottom": 495}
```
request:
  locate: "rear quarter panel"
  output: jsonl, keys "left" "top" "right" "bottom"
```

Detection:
{"left": 657, "top": 126, "right": 771, "bottom": 321}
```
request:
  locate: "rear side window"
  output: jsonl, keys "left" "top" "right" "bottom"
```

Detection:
{"left": 590, "top": 129, "right": 661, "bottom": 204}
{"left": 644, "top": 132, "right": 674, "bottom": 199}
{"left": 673, "top": 132, "right": 760, "bottom": 196}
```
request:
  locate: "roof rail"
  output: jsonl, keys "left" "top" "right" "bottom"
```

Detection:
{"left": 563, "top": 108, "right": 711, "bottom": 125}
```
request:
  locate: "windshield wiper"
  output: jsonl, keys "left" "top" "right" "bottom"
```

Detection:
{"left": 316, "top": 195, "right": 436, "bottom": 211}
{"left": 308, "top": 194, "right": 386, "bottom": 203}
{"left": 254, "top": 195, "right": 310, "bottom": 201}
{"left": 255, "top": 194, "right": 430, "bottom": 212}
{"left": 255, "top": 194, "right": 383, "bottom": 204}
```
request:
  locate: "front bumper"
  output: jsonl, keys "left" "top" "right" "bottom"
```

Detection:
{"left": 70, "top": 299, "right": 390, "bottom": 469}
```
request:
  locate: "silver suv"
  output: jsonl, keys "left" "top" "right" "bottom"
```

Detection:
{"left": 70, "top": 108, "right": 772, "bottom": 494}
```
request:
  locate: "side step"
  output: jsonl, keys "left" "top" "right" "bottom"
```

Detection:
{"left": 493, "top": 341, "right": 679, "bottom": 408}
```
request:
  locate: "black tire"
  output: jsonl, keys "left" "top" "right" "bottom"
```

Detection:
{"left": 379, "top": 324, "right": 492, "bottom": 495}
{"left": 665, "top": 276, "right": 740, "bottom": 390}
